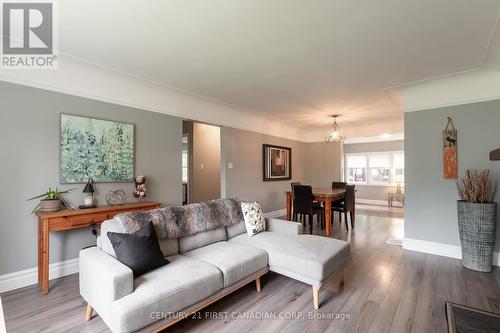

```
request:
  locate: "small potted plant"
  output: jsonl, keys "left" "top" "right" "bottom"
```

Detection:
{"left": 456, "top": 169, "right": 497, "bottom": 272}
{"left": 27, "top": 187, "right": 75, "bottom": 214}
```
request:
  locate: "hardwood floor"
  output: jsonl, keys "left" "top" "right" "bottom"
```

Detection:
{"left": 2, "top": 206, "right": 499, "bottom": 333}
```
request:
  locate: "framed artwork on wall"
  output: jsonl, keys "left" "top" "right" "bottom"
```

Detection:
{"left": 263, "top": 144, "right": 291, "bottom": 181}
{"left": 60, "top": 114, "right": 135, "bottom": 183}
{"left": 443, "top": 116, "right": 458, "bottom": 179}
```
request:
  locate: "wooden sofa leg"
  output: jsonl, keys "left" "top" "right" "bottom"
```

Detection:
{"left": 85, "top": 304, "right": 94, "bottom": 321}
{"left": 313, "top": 287, "right": 320, "bottom": 310}
{"left": 339, "top": 270, "right": 345, "bottom": 285}
{"left": 255, "top": 277, "right": 261, "bottom": 293}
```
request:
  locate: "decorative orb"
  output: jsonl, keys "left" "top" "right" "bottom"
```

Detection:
{"left": 105, "top": 190, "right": 127, "bottom": 206}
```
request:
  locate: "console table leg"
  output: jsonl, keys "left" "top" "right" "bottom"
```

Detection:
{"left": 41, "top": 221, "right": 49, "bottom": 294}
{"left": 37, "top": 221, "right": 42, "bottom": 283}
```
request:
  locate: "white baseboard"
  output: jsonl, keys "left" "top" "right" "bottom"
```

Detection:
{"left": 264, "top": 209, "right": 286, "bottom": 219}
{"left": 0, "top": 211, "right": 287, "bottom": 294}
{"left": 403, "top": 238, "right": 500, "bottom": 266}
{"left": 0, "top": 258, "right": 79, "bottom": 294}
{"left": 357, "top": 199, "right": 404, "bottom": 207}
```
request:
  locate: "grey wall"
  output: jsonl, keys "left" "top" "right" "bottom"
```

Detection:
{"left": 305, "top": 142, "right": 342, "bottom": 187}
{"left": 0, "top": 81, "right": 182, "bottom": 275}
{"left": 0, "top": 81, "right": 345, "bottom": 278}
{"left": 344, "top": 140, "right": 404, "bottom": 201}
{"left": 223, "top": 127, "right": 307, "bottom": 212}
{"left": 405, "top": 100, "right": 500, "bottom": 251}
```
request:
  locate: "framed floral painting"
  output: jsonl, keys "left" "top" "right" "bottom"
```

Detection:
{"left": 60, "top": 114, "right": 135, "bottom": 183}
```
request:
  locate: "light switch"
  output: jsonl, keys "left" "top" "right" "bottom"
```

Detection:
{"left": 228, "top": 162, "right": 233, "bottom": 169}
{"left": 200, "top": 163, "right": 204, "bottom": 169}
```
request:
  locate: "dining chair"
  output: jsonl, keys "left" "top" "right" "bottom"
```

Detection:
{"left": 290, "top": 182, "right": 301, "bottom": 222}
{"left": 331, "top": 181, "right": 347, "bottom": 189}
{"left": 293, "top": 185, "right": 324, "bottom": 234}
{"left": 331, "top": 181, "right": 347, "bottom": 222}
{"left": 331, "top": 184, "right": 355, "bottom": 230}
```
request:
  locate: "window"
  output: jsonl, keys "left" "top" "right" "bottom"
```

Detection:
{"left": 182, "top": 135, "right": 189, "bottom": 183}
{"left": 393, "top": 153, "right": 404, "bottom": 184}
{"left": 182, "top": 151, "right": 188, "bottom": 183}
{"left": 346, "top": 155, "right": 367, "bottom": 183}
{"left": 368, "top": 154, "right": 391, "bottom": 184}
{"left": 345, "top": 151, "right": 404, "bottom": 185}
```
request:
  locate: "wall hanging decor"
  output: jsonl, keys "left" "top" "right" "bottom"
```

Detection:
{"left": 60, "top": 114, "right": 135, "bottom": 183}
{"left": 263, "top": 144, "right": 291, "bottom": 181}
{"left": 443, "top": 116, "right": 458, "bottom": 179}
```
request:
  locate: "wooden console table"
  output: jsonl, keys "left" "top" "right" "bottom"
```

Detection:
{"left": 36, "top": 201, "right": 160, "bottom": 294}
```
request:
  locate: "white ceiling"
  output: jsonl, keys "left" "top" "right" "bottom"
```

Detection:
{"left": 10, "top": 1, "right": 500, "bottom": 138}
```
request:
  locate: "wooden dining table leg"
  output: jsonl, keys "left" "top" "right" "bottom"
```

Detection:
{"left": 324, "top": 197, "right": 331, "bottom": 237}
{"left": 286, "top": 193, "right": 292, "bottom": 221}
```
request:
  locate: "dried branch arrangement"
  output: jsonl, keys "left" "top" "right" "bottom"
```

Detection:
{"left": 456, "top": 169, "right": 497, "bottom": 203}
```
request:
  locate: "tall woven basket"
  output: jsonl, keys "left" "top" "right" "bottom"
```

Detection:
{"left": 457, "top": 201, "right": 497, "bottom": 272}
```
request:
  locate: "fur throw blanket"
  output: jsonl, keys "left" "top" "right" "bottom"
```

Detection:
{"left": 114, "top": 198, "right": 243, "bottom": 239}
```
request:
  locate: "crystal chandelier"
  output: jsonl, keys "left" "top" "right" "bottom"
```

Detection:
{"left": 325, "top": 115, "right": 345, "bottom": 143}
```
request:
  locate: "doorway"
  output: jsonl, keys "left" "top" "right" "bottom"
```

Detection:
{"left": 182, "top": 120, "right": 221, "bottom": 204}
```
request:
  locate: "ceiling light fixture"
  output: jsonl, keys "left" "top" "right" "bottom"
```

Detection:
{"left": 325, "top": 114, "right": 345, "bottom": 144}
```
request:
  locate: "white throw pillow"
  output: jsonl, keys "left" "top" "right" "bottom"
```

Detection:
{"left": 241, "top": 201, "right": 266, "bottom": 236}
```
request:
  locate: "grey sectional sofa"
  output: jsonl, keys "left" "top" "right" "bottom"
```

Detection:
{"left": 80, "top": 216, "right": 349, "bottom": 333}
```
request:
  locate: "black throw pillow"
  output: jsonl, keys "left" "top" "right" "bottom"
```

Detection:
{"left": 107, "top": 221, "right": 169, "bottom": 277}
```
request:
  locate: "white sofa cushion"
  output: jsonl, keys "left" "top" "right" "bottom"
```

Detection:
{"left": 178, "top": 227, "right": 227, "bottom": 253}
{"left": 111, "top": 255, "right": 223, "bottom": 333}
{"left": 225, "top": 221, "right": 247, "bottom": 239}
{"left": 183, "top": 241, "right": 268, "bottom": 287}
{"left": 230, "top": 232, "right": 349, "bottom": 287}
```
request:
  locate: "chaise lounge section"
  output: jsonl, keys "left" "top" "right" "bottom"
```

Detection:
{"left": 80, "top": 199, "right": 350, "bottom": 332}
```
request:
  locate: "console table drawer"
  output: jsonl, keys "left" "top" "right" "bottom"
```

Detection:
{"left": 68, "top": 214, "right": 108, "bottom": 226}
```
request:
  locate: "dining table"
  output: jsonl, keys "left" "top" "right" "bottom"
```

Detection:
{"left": 285, "top": 187, "right": 353, "bottom": 237}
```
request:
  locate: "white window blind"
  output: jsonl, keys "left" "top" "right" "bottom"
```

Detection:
{"left": 394, "top": 153, "right": 404, "bottom": 169}
{"left": 368, "top": 154, "right": 391, "bottom": 168}
{"left": 345, "top": 151, "right": 404, "bottom": 185}
{"left": 347, "top": 155, "right": 367, "bottom": 168}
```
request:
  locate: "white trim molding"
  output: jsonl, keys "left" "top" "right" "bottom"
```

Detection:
{"left": 264, "top": 209, "right": 287, "bottom": 219}
{"left": 403, "top": 238, "right": 500, "bottom": 266}
{"left": 0, "top": 258, "right": 79, "bottom": 294}
{"left": 357, "top": 199, "right": 386, "bottom": 206}
{"left": 397, "top": 69, "right": 500, "bottom": 113}
{"left": 0, "top": 55, "right": 304, "bottom": 142}
{"left": 356, "top": 198, "right": 403, "bottom": 208}
{"left": 344, "top": 133, "right": 404, "bottom": 144}
{"left": 0, "top": 209, "right": 287, "bottom": 294}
